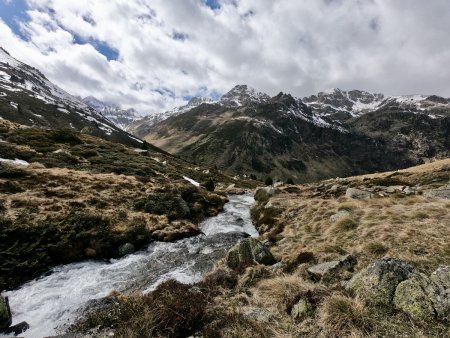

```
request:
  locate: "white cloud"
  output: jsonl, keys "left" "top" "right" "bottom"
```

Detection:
{"left": 1, "top": 0, "right": 450, "bottom": 113}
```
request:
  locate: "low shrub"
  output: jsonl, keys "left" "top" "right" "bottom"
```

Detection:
{"left": 0, "top": 164, "right": 28, "bottom": 178}
{"left": 73, "top": 280, "right": 208, "bottom": 338}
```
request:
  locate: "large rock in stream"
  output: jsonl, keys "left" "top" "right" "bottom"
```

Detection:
{"left": 0, "top": 295, "right": 12, "bottom": 330}
{"left": 226, "top": 238, "right": 277, "bottom": 269}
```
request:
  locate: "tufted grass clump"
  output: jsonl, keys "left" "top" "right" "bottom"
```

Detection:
{"left": 366, "top": 242, "right": 388, "bottom": 256}
{"left": 335, "top": 218, "right": 358, "bottom": 232}
{"left": 318, "top": 294, "right": 372, "bottom": 338}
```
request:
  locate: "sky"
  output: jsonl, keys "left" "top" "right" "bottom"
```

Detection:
{"left": 1, "top": 0, "right": 450, "bottom": 113}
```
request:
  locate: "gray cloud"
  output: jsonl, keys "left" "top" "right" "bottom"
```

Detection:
{"left": 1, "top": 0, "right": 450, "bottom": 113}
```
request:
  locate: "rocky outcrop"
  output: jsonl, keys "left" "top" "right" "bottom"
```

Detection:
{"left": 345, "top": 188, "right": 372, "bottom": 199}
{"left": 307, "top": 254, "right": 356, "bottom": 282}
{"left": 226, "top": 238, "right": 277, "bottom": 269}
{"left": 346, "top": 258, "right": 414, "bottom": 306}
{"left": 394, "top": 266, "right": 450, "bottom": 321}
{"left": 0, "top": 295, "right": 12, "bottom": 330}
{"left": 347, "top": 258, "right": 450, "bottom": 322}
{"left": 254, "top": 187, "right": 278, "bottom": 202}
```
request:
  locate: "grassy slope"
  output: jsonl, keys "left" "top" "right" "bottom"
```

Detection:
{"left": 0, "top": 119, "right": 257, "bottom": 290}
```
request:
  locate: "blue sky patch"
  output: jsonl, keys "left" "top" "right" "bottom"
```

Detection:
{"left": 72, "top": 34, "right": 119, "bottom": 61}
{"left": 0, "top": 0, "right": 30, "bottom": 40}
{"left": 204, "top": 0, "right": 221, "bottom": 10}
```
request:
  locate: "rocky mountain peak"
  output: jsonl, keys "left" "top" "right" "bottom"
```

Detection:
{"left": 219, "top": 84, "right": 270, "bottom": 107}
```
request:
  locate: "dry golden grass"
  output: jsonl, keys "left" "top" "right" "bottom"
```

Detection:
{"left": 252, "top": 275, "right": 328, "bottom": 314}
{"left": 272, "top": 193, "right": 449, "bottom": 272}
{"left": 318, "top": 294, "right": 372, "bottom": 338}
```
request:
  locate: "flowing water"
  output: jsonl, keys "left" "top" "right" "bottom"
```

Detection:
{"left": 3, "top": 194, "right": 256, "bottom": 338}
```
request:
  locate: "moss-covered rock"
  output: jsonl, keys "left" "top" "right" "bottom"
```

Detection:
{"left": 429, "top": 266, "right": 450, "bottom": 321}
{"left": 291, "top": 299, "right": 313, "bottom": 320}
{"left": 394, "top": 272, "right": 436, "bottom": 321}
{"left": 226, "top": 238, "right": 277, "bottom": 270}
{"left": 346, "top": 258, "right": 414, "bottom": 307}
{"left": 394, "top": 266, "right": 450, "bottom": 321}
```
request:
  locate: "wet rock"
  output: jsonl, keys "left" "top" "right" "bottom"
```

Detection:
{"left": 291, "top": 299, "right": 313, "bottom": 320}
{"left": 345, "top": 188, "right": 372, "bottom": 199}
{"left": 118, "top": 242, "right": 135, "bottom": 256}
{"left": 226, "top": 238, "right": 277, "bottom": 269}
{"left": 83, "top": 247, "right": 96, "bottom": 257}
{"left": 346, "top": 258, "right": 414, "bottom": 306}
{"left": 307, "top": 254, "right": 356, "bottom": 282}
{"left": 0, "top": 295, "right": 12, "bottom": 330}
{"left": 2, "top": 321, "right": 30, "bottom": 335}
{"left": 423, "top": 188, "right": 450, "bottom": 199}
{"left": 254, "top": 187, "right": 278, "bottom": 202}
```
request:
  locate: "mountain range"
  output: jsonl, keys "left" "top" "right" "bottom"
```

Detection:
{"left": 135, "top": 85, "right": 450, "bottom": 182}
{"left": 1, "top": 46, "right": 449, "bottom": 183}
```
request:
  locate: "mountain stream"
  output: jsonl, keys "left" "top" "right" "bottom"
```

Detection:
{"left": 3, "top": 194, "right": 257, "bottom": 338}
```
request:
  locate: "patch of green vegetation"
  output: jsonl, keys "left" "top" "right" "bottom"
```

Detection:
{"left": 0, "top": 211, "right": 152, "bottom": 291}
{"left": 134, "top": 185, "right": 226, "bottom": 223}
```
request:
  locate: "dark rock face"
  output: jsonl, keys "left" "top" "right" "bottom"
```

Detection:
{"left": 0, "top": 295, "right": 12, "bottom": 330}
{"left": 2, "top": 321, "right": 30, "bottom": 335}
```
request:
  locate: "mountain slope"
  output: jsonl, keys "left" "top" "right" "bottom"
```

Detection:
{"left": 82, "top": 96, "right": 144, "bottom": 130}
{"left": 127, "top": 96, "right": 214, "bottom": 138}
{"left": 0, "top": 47, "right": 142, "bottom": 147}
{"left": 140, "top": 85, "right": 450, "bottom": 182}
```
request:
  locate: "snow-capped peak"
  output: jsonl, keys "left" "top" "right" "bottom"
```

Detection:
{"left": 82, "top": 96, "right": 145, "bottom": 129}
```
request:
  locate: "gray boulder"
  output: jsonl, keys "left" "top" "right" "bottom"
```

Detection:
{"left": 346, "top": 258, "right": 414, "bottom": 306}
{"left": 226, "top": 238, "right": 277, "bottom": 269}
{"left": 307, "top": 254, "right": 356, "bottom": 282}
{"left": 254, "top": 187, "right": 278, "bottom": 202}
{"left": 394, "top": 266, "right": 450, "bottom": 321}
{"left": 329, "top": 210, "right": 351, "bottom": 223}
{"left": 394, "top": 272, "right": 436, "bottom": 321}
{"left": 423, "top": 188, "right": 450, "bottom": 199}
{"left": 118, "top": 242, "right": 135, "bottom": 256}
{"left": 0, "top": 295, "right": 12, "bottom": 330}
{"left": 345, "top": 188, "right": 372, "bottom": 199}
